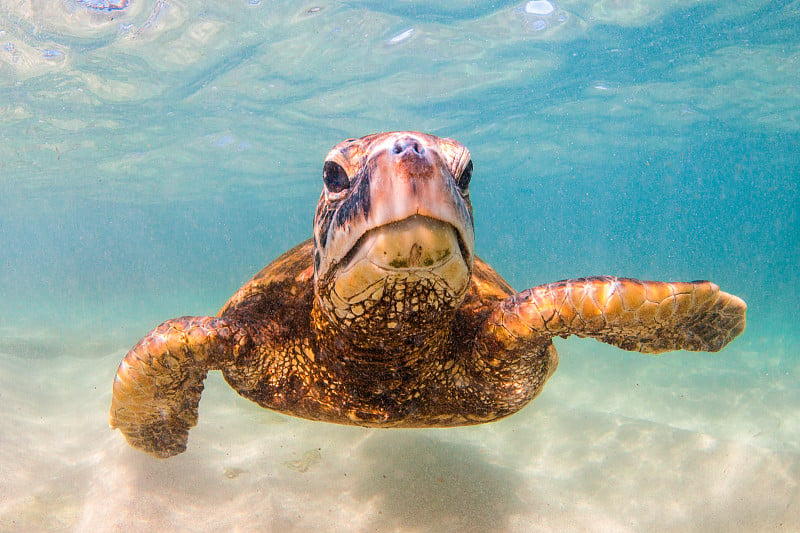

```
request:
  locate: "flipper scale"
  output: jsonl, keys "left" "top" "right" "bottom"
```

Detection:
{"left": 110, "top": 316, "right": 246, "bottom": 458}
{"left": 488, "top": 277, "right": 746, "bottom": 354}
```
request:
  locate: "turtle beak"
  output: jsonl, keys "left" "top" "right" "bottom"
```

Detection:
{"left": 364, "top": 133, "right": 475, "bottom": 264}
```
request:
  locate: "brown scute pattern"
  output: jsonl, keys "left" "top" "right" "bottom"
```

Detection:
{"left": 218, "top": 255, "right": 532, "bottom": 430}
{"left": 109, "top": 316, "right": 250, "bottom": 458}
{"left": 489, "top": 276, "right": 747, "bottom": 354}
{"left": 317, "top": 273, "right": 462, "bottom": 351}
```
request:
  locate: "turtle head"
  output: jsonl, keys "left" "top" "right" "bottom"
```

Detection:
{"left": 313, "top": 131, "right": 475, "bottom": 344}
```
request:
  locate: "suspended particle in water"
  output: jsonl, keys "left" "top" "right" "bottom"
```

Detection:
{"left": 307, "top": 7, "right": 323, "bottom": 14}
{"left": 525, "top": 0, "right": 555, "bottom": 15}
{"left": 530, "top": 19, "right": 547, "bottom": 31}
{"left": 42, "top": 49, "right": 66, "bottom": 60}
{"left": 3, "top": 42, "right": 14, "bottom": 53}
{"left": 118, "top": 23, "right": 135, "bottom": 36}
{"left": 284, "top": 449, "right": 322, "bottom": 473}
{"left": 223, "top": 467, "right": 246, "bottom": 479}
{"left": 248, "top": 0, "right": 261, "bottom": 5}
{"left": 386, "top": 28, "right": 415, "bottom": 45}
{"left": 75, "top": 0, "right": 131, "bottom": 11}
{"left": 213, "top": 134, "right": 236, "bottom": 148}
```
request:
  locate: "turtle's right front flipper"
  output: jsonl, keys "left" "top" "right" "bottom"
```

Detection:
{"left": 110, "top": 316, "right": 250, "bottom": 458}
{"left": 485, "top": 277, "right": 746, "bottom": 354}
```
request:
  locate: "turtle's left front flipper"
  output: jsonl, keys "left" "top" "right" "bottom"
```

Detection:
{"left": 110, "top": 316, "right": 250, "bottom": 458}
{"left": 485, "top": 277, "right": 746, "bottom": 354}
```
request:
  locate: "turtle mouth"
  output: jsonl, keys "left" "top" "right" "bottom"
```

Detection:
{"left": 338, "top": 215, "right": 470, "bottom": 273}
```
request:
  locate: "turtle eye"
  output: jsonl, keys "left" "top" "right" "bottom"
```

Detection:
{"left": 323, "top": 161, "right": 350, "bottom": 193}
{"left": 456, "top": 160, "right": 473, "bottom": 190}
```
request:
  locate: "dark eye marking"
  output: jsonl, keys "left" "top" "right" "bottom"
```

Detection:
{"left": 316, "top": 205, "right": 334, "bottom": 252}
{"left": 334, "top": 166, "right": 371, "bottom": 228}
{"left": 457, "top": 160, "right": 473, "bottom": 190}
{"left": 313, "top": 249, "right": 321, "bottom": 273}
{"left": 323, "top": 161, "right": 350, "bottom": 193}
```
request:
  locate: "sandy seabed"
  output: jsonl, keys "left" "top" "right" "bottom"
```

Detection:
{"left": 0, "top": 335, "right": 797, "bottom": 532}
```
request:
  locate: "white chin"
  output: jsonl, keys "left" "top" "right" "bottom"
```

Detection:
{"left": 331, "top": 215, "right": 470, "bottom": 303}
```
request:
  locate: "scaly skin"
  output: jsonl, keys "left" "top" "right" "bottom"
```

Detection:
{"left": 110, "top": 317, "right": 250, "bottom": 458}
{"left": 485, "top": 277, "right": 746, "bottom": 354}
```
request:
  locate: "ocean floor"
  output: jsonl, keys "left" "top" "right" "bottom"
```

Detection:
{"left": 1, "top": 332, "right": 797, "bottom": 532}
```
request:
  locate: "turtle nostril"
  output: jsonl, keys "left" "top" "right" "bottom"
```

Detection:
{"left": 393, "top": 137, "right": 425, "bottom": 156}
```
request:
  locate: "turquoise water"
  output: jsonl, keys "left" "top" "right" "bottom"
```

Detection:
{"left": 1, "top": 1, "right": 798, "bottom": 530}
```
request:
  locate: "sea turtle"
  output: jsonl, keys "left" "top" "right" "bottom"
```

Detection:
{"left": 110, "top": 131, "right": 747, "bottom": 458}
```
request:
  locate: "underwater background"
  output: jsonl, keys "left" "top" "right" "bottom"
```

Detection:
{"left": 1, "top": 0, "right": 798, "bottom": 530}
